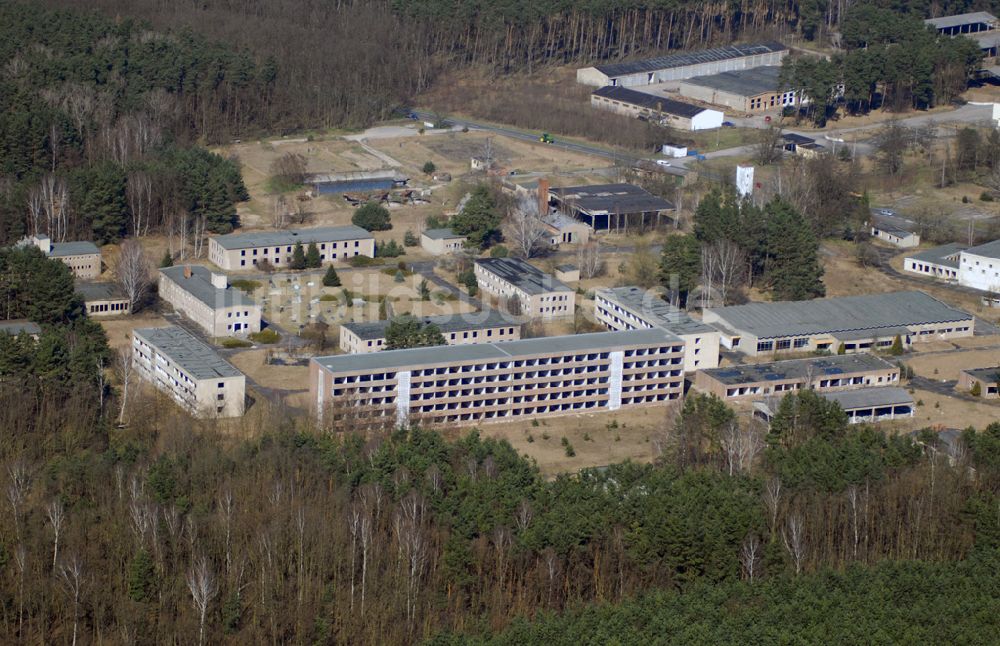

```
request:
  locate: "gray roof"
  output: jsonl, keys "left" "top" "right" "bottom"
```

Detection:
{"left": 341, "top": 310, "right": 520, "bottom": 341}
{"left": 314, "top": 327, "right": 682, "bottom": 374}
{"left": 549, "top": 183, "right": 674, "bottom": 215}
{"left": 160, "top": 265, "right": 256, "bottom": 310}
{"left": 593, "top": 42, "right": 787, "bottom": 77}
{"left": 0, "top": 320, "right": 41, "bottom": 336}
{"left": 555, "top": 264, "right": 577, "bottom": 273}
{"left": 134, "top": 326, "right": 242, "bottom": 379}
{"left": 822, "top": 387, "right": 914, "bottom": 411}
{"left": 681, "top": 66, "right": 787, "bottom": 98}
{"left": 707, "top": 291, "right": 973, "bottom": 340}
{"left": 871, "top": 214, "right": 916, "bottom": 237}
{"left": 598, "top": 286, "right": 716, "bottom": 335}
{"left": 782, "top": 133, "right": 816, "bottom": 146}
{"left": 906, "top": 243, "right": 966, "bottom": 268}
{"left": 592, "top": 86, "right": 710, "bottom": 118}
{"left": 76, "top": 281, "right": 126, "bottom": 301}
{"left": 702, "top": 353, "right": 896, "bottom": 386}
{"left": 831, "top": 326, "right": 912, "bottom": 342}
{"left": 49, "top": 241, "right": 100, "bottom": 257}
{"left": 543, "top": 212, "right": 585, "bottom": 230}
{"left": 974, "top": 32, "right": 1000, "bottom": 48}
{"left": 475, "top": 257, "right": 572, "bottom": 296}
{"left": 211, "top": 225, "right": 373, "bottom": 250}
{"left": 422, "top": 228, "right": 465, "bottom": 240}
{"left": 963, "top": 239, "right": 1000, "bottom": 260}
{"left": 925, "top": 12, "right": 997, "bottom": 29}
{"left": 962, "top": 366, "right": 1000, "bottom": 382}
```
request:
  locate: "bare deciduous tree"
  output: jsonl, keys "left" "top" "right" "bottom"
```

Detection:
{"left": 720, "top": 421, "right": 763, "bottom": 475}
{"left": 764, "top": 477, "right": 782, "bottom": 536}
{"left": 58, "top": 555, "right": 84, "bottom": 646}
{"left": 127, "top": 171, "right": 153, "bottom": 237}
{"left": 504, "top": 193, "right": 550, "bottom": 258}
{"left": 269, "top": 152, "right": 307, "bottom": 186}
{"left": 782, "top": 515, "right": 806, "bottom": 575}
{"left": 755, "top": 125, "right": 783, "bottom": 165}
{"left": 576, "top": 239, "right": 604, "bottom": 278}
{"left": 702, "top": 239, "right": 747, "bottom": 305}
{"left": 740, "top": 533, "right": 761, "bottom": 582}
{"left": 7, "top": 461, "right": 31, "bottom": 542}
{"left": 114, "top": 239, "right": 152, "bottom": 313}
{"left": 116, "top": 348, "right": 135, "bottom": 425}
{"left": 271, "top": 194, "right": 289, "bottom": 229}
{"left": 187, "top": 556, "right": 219, "bottom": 646}
{"left": 47, "top": 499, "right": 66, "bottom": 570}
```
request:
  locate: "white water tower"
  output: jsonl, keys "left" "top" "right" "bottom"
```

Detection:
{"left": 736, "top": 164, "right": 754, "bottom": 197}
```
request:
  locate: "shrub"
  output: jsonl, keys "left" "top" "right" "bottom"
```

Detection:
{"left": 230, "top": 279, "right": 261, "bottom": 293}
{"left": 490, "top": 245, "right": 509, "bottom": 258}
{"left": 352, "top": 202, "right": 392, "bottom": 231}
{"left": 289, "top": 242, "right": 306, "bottom": 270}
{"left": 561, "top": 437, "right": 575, "bottom": 457}
{"left": 159, "top": 250, "right": 173, "bottom": 268}
{"left": 422, "top": 161, "right": 436, "bottom": 175}
{"left": 971, "top": 381, "right": 982, "bottom": 397}
{"left": 418, "top": 279, "right": 431, "bottom": 301}
{"left": 249, "top": 329, "right": 280, "bottom": 344}
{"left": 888, "top": 335, "right": 903, "bottom": 356}
{"left": 305, "top": 242, "right": 322, "bottom": 268}
{"left": 394, "top": 270, "right": 405, "bottom": 283}
{"left": 221, "top": 338, "right": 252, "bottom": 349}
{"left": 256, "top": 259, "right": 275, "bottom": 273}
{"left": 981, "top": 191, "right": 994, "bottom": 202}
{"left": 404, "top": 230, "right": 419, "bottom": 246}
{"left": 319, "top": 294, "right": 337, "bottom": 301}
{"left": 348, "top": 255, "right": 377, "bottom": 267}
{"left": 376, "top": 239, "right": 404, "bottom": 258}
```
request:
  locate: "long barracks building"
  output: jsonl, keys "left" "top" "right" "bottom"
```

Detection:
{"left": 311, "top": 328, "right": 686, "bottom": 429}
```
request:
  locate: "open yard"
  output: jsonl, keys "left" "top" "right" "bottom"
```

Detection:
{"left": 248, "top": 267, "right": 476, "bottom": 339}
{"left": 99, "top": 312, "right": 171, "bottom": 350}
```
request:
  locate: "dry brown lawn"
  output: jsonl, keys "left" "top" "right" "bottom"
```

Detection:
{"left": 99, "top": 313, "right": 171, "bottom": 350}
{"left": 228, "top": 349, "right": 310, "bottom": 391}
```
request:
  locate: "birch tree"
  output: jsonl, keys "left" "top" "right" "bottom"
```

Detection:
{"left": 47, "top": 499, "right": 66, "bottom": 570}
{"left": 187, "top": 556, "right": 219, "bottom": 646}
{"left": 114, "top": 239, "right": 152, "bottom": 313}
{"left": 58, "top": 555, "right": 84, "bottom": 646}
{"left": 504, "top": 193, "right": 549, "bottom": 258}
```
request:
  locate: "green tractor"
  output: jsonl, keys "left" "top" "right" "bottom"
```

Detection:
{"left": 538, "top": 132, "right": 555, "bottom": 144}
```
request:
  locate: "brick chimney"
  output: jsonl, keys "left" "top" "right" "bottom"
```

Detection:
{"left": 537, "top": 178, "right": 550, "bottom": 215}
{"left": 183, "top": 265, "right": 192, "bottom": 279}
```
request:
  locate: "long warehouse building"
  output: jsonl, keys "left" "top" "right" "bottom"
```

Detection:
{"left": 339, "top": 310, "right": 522, "bottom": 354}
{"left": 311, "top": 328, "right": 686, "bottom": 429}
{"left": 577, "top": 42, "right": 788, "bottom": 88}
{"left": 703, "top": 291, "right": 974, "bottom": 356}
{"left": 590, "top": 86, "right": 724, "bottom": 131}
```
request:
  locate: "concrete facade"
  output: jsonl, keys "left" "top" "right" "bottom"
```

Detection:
{"left": 593, "top": 286, "right": 720, "bottom": 372}
{"left": 132, "top": 326, "right": 245, "bottom": 418}
{"left": 870, "top": 214, "right": 920, "bottom": 248}
{"left": 590, "top": 87, "right": 724, "bottom": 130}
{"left": 543, "top": 213, "right": 592, "bottom": 246}
{"left": 693, "top": 354, "right": 900, "bottom": 401}
{"left": 208, "top": 226, "right": 374, "bottom": 270}
{"left": 158, "top": 265, "right": 261, "bottom": 337}
{"left": 703, "top": 291, "right": 974, "bottom": 357}
{"left": 576, "top": 42, "right": 787, "bottom": 87}
{"left": 420, "top": 228, "right": 467, "bottom": 255}
{"left": 958, "top": 240, "right": 1000, "bottom": 293}
{"left": 77, "top": 282, "right": 131, "bottom": 318}
{"left": 22, "top": 235, "right": 101, "bottom": 279}
{"left": 753, "top": 387, "right": 914, "bottom": 425}
{"left": 677, "top": 66, "right": 798, "bottom": 113}
{"left": 474, "top": 257, "right": 575, "bottom": 319}
{"left": 311, "top": 328, "right": 686, "bottom": 429}
{"left": 339, "top": 311, "right": 521, "bottom": 354}
{"left": 903, "top": 244, "right": 965, "bottom": 280}
{"left": 958, "top": 367, "right": 1000, "bottom": 398}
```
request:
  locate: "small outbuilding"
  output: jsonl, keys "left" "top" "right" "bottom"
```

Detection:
{"left": 959, "top": 366, "right": 1000, "bottom": 398}
{"left": 554, "top": 264, "right": 580, "bottom": 283}
{"left": 77, "top": 281, "right": 131, "bottom": 317}
{"left": 421, "top": 228, "right": 467, "bottom": 255}
{"left": 662, "top": 143, "right": 688, "bottom": 158}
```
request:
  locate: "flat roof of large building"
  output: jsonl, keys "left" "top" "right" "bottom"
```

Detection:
{"left": 871, "top": 213, "right": 917, "bottom": 237}
{"left": 707, "top": 291, "right": 973, "bottom": 340}
{"left": 342, "top": 310, "right": 519, "bottom": 341}
{"left": 135, "top": 326, "right": 242, "bottom": 379}
{"left": 597, "top": 286, "right": 716, "bottom": 335}
{"left": 549, "top": 183, "right": 674, "bottom": 215}
{"left": 963, "top": 238, "right": 1000, "bottom": 260}
{"left": 592, "top": 42, "right": 787, "bottom": 77}
{"left": 592, "top": 86, "right": 710, "bottom": 118}
{"left": 314, "top": 327, "right": 683, "bottom": 374}
{"left": 475, "top": 257, "right": 572, "bottom": 296}
{"left": 963, "top": 366, "right": 1000, "bottom": 382}
{"left": 76, "top": 281, "right": 125, "bottom": 301}
{"left": 702, "top": 353, "right": 896, "bottom": 386}
{"left": 906, "top": 243, "right": 966, "bottom": 268}
{"left": 211, "top": 225, "right": 373, "bottom": 250}
{"left": 681, "top": 66, "right": 786, "bottom": 98}
{"left": 160, "top": 265, "right": 256, "bottom": 310}
{"left": 0, "top": 320, "right": 41, "bottom": 336}
{"left": 50, "top": 241, "right": 100, "bottom": 257}
{"left": 925, "top": 12, "right": 997, "bottom": 29}
{"left": 822, "top": 387, "right": 914, "bottom": 410}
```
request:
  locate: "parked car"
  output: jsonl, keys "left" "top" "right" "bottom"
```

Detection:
{"left": 655, "top": 159, "right": 672, "bottom": 167}
{"left": 722, "top": 121, "right": 735, "bottom": 127}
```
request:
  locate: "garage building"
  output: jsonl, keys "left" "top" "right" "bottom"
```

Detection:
{"left": 590, "top": 86, "right": 724, "bottom": 131}
{"left": 677, "top": 66, "right": 800, "bottom": 113}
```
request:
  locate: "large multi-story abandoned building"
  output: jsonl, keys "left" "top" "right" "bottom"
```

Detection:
{"left": 576, "top": 42, "right": 788, "bottom": 87}
{"left": 693, "top": 353, "right": 901, "bottom": 401}
{"left": 339, "top": 311, "right": 521, "bottom": 354}
{"left": 159, "top": 265, "right": 261, "bottom": 337}
{"left": 208, "top": 226, "right": 375, "bottom": 270}
{"left": 21, "top": 234, "right": 101, "bottom": 279}
{"left": 132, "top": 326, "right": 246, "bottom": 418}
{"left": 594, "top": 286, "right": 720, "bottom": 372}
{"left": 474, "top": 257, "right": 575, "bottom": 319}
{"left": 703, "top": 291, "right": 974, "bottom": 356}
{"left": 311, "top": 328, "right": 686, "bottom": 429}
